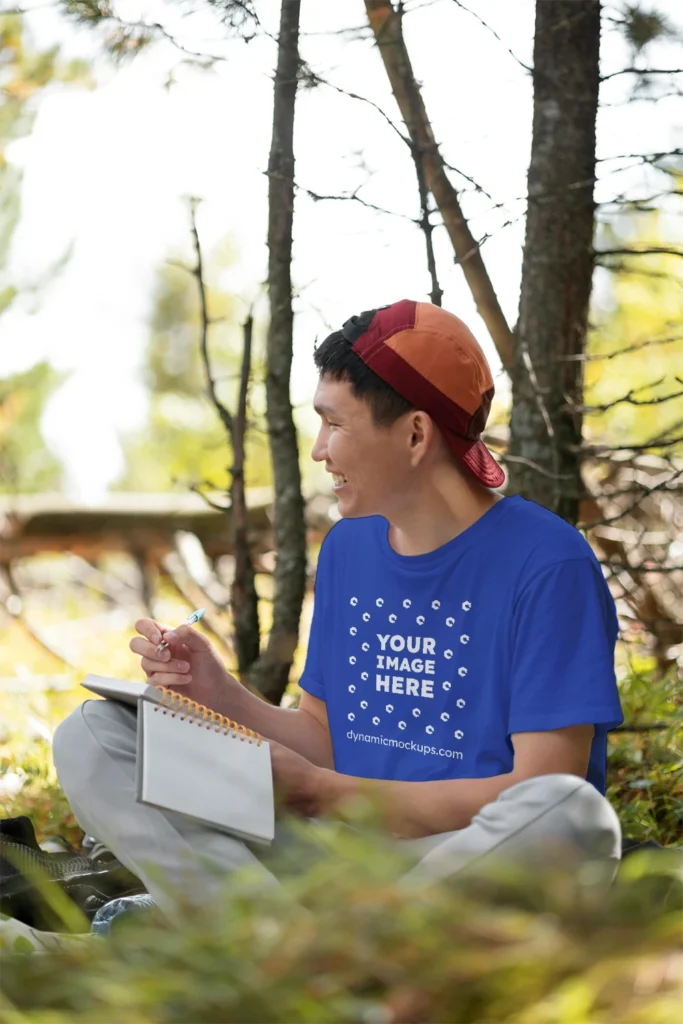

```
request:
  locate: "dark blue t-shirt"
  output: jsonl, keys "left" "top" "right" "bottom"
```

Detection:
{"left": 299, "top": 496, "right": 622, "bottom": 794}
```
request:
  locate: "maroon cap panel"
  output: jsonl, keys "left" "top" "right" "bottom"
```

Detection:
{"left": 351, "top": 299, "right": 418, "bottom": 363}
{"left": 355, "top": 336, "right": 472, "bottom": 439}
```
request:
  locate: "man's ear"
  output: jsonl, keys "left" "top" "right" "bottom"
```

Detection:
{"left": 408, "top": 411, "right": 433, "bottom": 462}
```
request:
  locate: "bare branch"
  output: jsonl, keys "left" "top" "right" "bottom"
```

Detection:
{"left": 187, "top": 198, "right": 234, "bottom": 438}
{"left": 187, "top": 483, "right": 230, "bottom": 514}
{"left": 579, "top": 433, "right": 683, "bottom": 456}
{"left": 596, "top": 147, "right": 683, "bottom": 164}
{"left": 497, "top": 454, "right": 574, "bottom": 480}
{"left": 306, "top": 71, "right": 408, "bottom": 145}
{"left": 365, "top": 0, "right": 515, "bottom": 370}
{"left": 572, "top": 379, "right": 683, "bottom": 414}
{"left": 448, "top": 0, "right": 533, "bottom": 74}
{"left": 233, "top": 311, "right": 253, "bottom": 481}
{"left": 610, "top": 722, "right": 669, "bottom": 732}
{"left": 599, "top": 563, "right": 683, "bottom": 575}
{"left": 441, "top": 161, "right": 497, "bottom": 203}
{"left": 596, "top": 246, "right": 683, "bottom": 260}
{"left": 579, "top": 466, "right": 683, "bottom": 528}
{"left": 297, "top": 182, "right": 416, "bottom": 221}
{"left": 520, "top": 346, "right": 555, "bottom": 441}
{"left": 601, "top": 67, "right": 683, "bottom": 82}
{"left": 408, "top": 134, "right": 443, "bottom": 305}
{"left": 557, "top": 334, "right": 682, "bottom": 362}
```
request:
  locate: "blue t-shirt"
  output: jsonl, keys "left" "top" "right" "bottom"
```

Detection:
{"left": 299, "top": 496, "right": 622, "bottom": 794}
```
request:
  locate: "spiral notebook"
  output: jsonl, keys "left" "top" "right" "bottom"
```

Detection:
{"left": 81, "top": 674, "right": 274, "bottom": 845}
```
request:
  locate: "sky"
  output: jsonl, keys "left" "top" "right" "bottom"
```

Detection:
{"left": 2, "top": 0, "right": 682, "bottom": 501}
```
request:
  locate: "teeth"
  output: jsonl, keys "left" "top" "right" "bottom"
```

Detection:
{"left": 332, "top": 474, "right": 347, "bottom": 486}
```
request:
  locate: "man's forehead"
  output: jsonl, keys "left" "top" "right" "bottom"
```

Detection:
{"left": 313, "top": 378, "right": 355, "bottom": 416}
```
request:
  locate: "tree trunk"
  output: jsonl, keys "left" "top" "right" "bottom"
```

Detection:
{"left": 507, "top": 1, "right": 601, "bottom": 523}
{"left": 231, "top": 313, "right": 261, "bottom": 674}
{"left": 364, "top": 0, "right": 514, "bottom": 369}
{"left": 248, "top": 0, "right": 307, "bottom": 705}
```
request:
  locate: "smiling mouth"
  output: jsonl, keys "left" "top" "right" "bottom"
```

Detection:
{"left": 331, "top": 473, "right": 348, "bottom": 490}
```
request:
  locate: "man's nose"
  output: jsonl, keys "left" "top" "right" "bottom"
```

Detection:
{"left": 311, "top": 429, "right": 326, "bottom": 462}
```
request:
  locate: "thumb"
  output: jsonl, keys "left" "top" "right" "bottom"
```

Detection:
{"left": 162, "top": 624, "right": 213, "bottom": 653}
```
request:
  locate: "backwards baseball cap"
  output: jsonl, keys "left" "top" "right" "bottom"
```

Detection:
{"left": 341, "top": 299, "right": 505, "bottom": 489}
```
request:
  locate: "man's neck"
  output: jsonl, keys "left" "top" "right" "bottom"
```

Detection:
{"left": 386, "top": 472, "right": 502, "bottom": 557}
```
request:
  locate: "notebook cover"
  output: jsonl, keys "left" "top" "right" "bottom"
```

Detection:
{"left": 81, "top": 674, "right": 163, "bottom": 709}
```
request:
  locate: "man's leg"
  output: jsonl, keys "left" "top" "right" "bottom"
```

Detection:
{"left": 401, "top": 774, "right": 621, "bottom": 886}
{"left": 52, "top": 701, "right": 278, "bottom": 913}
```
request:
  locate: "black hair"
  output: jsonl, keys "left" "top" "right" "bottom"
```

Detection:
{"left": 313, "top": 310, "right": 414, "bottom": 428}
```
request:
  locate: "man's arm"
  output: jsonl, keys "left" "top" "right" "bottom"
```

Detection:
{"left": 222, "top": 687, "right": 335, "bottom": 769}
{"left": 271, "top": 725, "right": 594, "bottom": 838}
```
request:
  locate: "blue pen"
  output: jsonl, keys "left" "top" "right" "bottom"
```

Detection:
{"left": 155, "top": 608, "right": 206, "bottom": 653}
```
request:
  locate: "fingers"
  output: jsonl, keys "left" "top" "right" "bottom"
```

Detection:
{"left": 130, "top": 636, "right": 165, "bottom": 660}
{"left": 140, "top": 656, "right": 190, "bottom": 677}
{"left": 130, "top": 635, "right": 192, "bottom": 661}
{"left": 146, "top": 671, "right": 192, "bottom": 689}
{"left": 134, "top": 618, "right": 173, "bottom": 645}
{"left": 161, "top": 624, "right": 213, "bottom": 653}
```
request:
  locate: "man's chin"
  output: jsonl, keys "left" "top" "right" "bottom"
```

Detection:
{"left": 335, "top": 494, "right": 377, "bottom": 519}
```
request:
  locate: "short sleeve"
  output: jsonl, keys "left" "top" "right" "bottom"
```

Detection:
{"left": 297, "top": 536, "right": 332, "bottom": 700}
{"left": 508, "top": 558, "right": 623, "bottom": 734}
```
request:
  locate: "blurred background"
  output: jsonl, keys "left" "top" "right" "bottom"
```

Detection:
{"left": 1, "top": 0, "right": 682, "bottom": 847}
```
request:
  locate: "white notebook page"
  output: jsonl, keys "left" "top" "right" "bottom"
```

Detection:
{"left": 137, "top": 701, "right": 274, "bottom": 845}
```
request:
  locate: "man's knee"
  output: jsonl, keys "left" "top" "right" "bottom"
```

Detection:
{"left": 53, "top": 700, "right": 136, "bottom": 794}
{"left": 500, "top": 773, "right": 621, "bottom": 861}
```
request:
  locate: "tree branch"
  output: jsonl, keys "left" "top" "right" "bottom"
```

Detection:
{"left": 572, "top": 380, "right": 683, "bottom": 414}
{"left": 595, "top": 246, "right": 683, "bottom": 260}
{"left": 297, "top": 182, "right": 416, "bottom": 221}
{"left": 601, "top": 67, "right": 683, "bottom": 82}
{"left": 365, "top": 0, "right": 515, "bottom": 370}
{"left": 305, "top": 70, "right": 408, "bottom": 145}
{"left": 557, "top": 334, "right": 682, "bottom": 362}
{"left": 579, "top": 466, "right": 683, "bottom": 528}
{"left": 596, "top": 147, "right": 683, "bottom": 164}
{"left": 187, "top": 198, "right": 234, "bottom": 438}
{"left": 410, "top": 139, "right": 443, "bottom": 305}
{"left": 448, "top": 0, "right": 533, "bottom": 74}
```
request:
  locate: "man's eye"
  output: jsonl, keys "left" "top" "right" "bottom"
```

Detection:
{"left": 328, "top": 422, "right": 339, "bottom": 429}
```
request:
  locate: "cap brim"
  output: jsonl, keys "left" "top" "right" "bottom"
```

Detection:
{"left": 443, "top": 432, "right": 506, "bottom": 489}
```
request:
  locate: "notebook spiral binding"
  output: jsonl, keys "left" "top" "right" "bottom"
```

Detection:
{"left": 153, "top": 685, "right": 262, "bottom": 745}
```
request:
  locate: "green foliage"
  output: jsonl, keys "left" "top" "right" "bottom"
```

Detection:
{"left": 620, "top": 5, "right": 680, "bottom": 55}
{"left": 0, "top": 362, "right": 65, "bottom": 493}
{"left": 0, "top": 742, "right": 82, "bottom": 849}
{"left": 588, "top": 208, "right": 683, "bottom": 450}
{"left": 0, "top": 12, "right": 93, "bottom": 493}
{"left": 0, "top": 829, "right": 681, "bottom": 1023}
{"left": 607, "top": 665, "right": 683, "bottom": 845}
{"left": 0, "top": 12, "right": 93, "bottom": 285}
{"left": 116, "top": 255, "right": 273, "bottom": 494}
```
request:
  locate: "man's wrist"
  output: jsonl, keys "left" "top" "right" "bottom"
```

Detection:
{"left": 315, "top": 766, "right": 358, "bottom": 814}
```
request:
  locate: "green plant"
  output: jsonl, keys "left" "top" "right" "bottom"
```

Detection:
{"left": 0, "top": 826, "right": 681, "bottom": 1024}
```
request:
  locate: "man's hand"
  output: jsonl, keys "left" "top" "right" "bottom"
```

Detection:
{"left": 130, "top": 618, "right": 240, "bottom": 714}
{"left": 270, "top": 741, "right": 332, "bottom": 817}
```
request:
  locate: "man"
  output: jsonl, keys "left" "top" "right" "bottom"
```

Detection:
{"left": 53, "top": 300, "right": 623, "bottom": 906}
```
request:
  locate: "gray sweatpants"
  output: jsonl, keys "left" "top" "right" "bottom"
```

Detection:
{"left": 52, "top": 700, "right": 622, "bottom": 911}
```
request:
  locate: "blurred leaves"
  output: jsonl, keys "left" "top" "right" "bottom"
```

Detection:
{"left": 0, "top": 825, "right": 681, "bottom": 1023}
{"left": 115, "top": 247, "right": 272, "bottom": 494}
{"left": 607, "top": 663, "right": 683, "bottom": 844}
{"left": 0, "top": 363, "right": 65, "bottom": 493}
{"left": 588, "top": 206, "right": 683, "bottom": 451}
{"left": 619, "top": 4, "right": 680, "bottom": 55}
{"left": 0, "top": 12, "right": 94, "bottom": 494}
{"left": 0, "top": 12, "right": 92, "bottom": 286}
